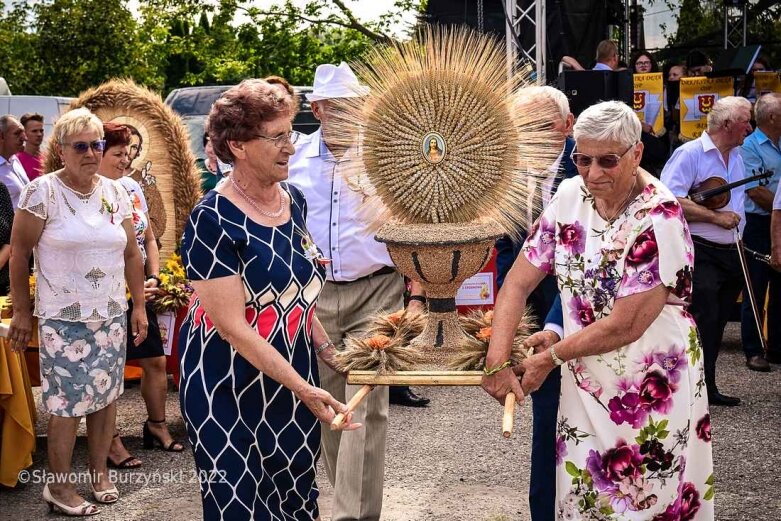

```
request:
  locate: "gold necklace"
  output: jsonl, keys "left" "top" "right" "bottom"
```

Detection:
{"left": 598, "top": 176, "right": 637, "bottom": 223}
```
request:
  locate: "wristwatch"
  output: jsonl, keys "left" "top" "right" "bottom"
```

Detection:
{"left": 550, "top": 345, "right": 565, "bottom": 367}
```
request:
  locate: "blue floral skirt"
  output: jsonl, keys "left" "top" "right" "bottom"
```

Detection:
{"left": 38, "top": 315, "right": 127, "bottom": 417}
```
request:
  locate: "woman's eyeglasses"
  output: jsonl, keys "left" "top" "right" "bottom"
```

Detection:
{"left": 571, "top": 142, "right": 637, "bottom": 169}
{"left": 253, "top": 131, "right": 300, "bottom": 148}
{"left": 60, "top": 140, "right": 106, "bottom": 154}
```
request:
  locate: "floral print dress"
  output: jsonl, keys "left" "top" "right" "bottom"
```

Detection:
{"left": 523, "top": 176, "right": 714, "bottom": 521}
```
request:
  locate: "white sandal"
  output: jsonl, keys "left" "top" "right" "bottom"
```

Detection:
{"left": 90, "top": 481, "right": 120, "bottom": 504}
{"left": 43, "top": 484, "right": 101, "bottom": 516}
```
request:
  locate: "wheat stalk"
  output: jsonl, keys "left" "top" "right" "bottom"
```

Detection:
{"left": 448, "top": 308, "right": 537, "bottom": 371}
{"left": 326, "top": 25, "right": 561, "bottom": 238}
{"left": 333, "top": 310, "right": 427, "bottom": 374}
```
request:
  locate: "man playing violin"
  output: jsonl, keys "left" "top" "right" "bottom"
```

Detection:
{"left": 661, "top": 96, "right": 753, "bottom": 406}
{"left": 742, "top": 93, "right": 781, "bottom": 369}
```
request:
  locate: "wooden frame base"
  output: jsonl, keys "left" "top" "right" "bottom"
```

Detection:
{"left": 347, "top": 370, "right": 483, "bottom": 386}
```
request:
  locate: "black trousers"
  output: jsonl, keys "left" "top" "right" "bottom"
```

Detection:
{"left": 689, "top": 237, "right": 744, "bottom": 393}
{"left": 740, "top": 213, "right": 781, "bottom": 359}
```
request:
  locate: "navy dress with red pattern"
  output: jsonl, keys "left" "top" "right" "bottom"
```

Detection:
{"left": 178, "top": 183, "right": 326, "bottom": 520}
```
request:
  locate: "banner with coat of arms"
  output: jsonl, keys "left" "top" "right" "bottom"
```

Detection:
{"left": 754, "top": 71, "right": 781, "bottom": 97}
{"left": 633, "top": 73, "right": 664, "bottom": 135}
{"left": 679, "top": 76, "right": 734, "bottom": 140}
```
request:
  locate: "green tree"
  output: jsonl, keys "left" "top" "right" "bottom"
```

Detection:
{"left": 32, "top": 0, "right": 164, "bottom": 95}
{"left": 0, "top": 2, "right": 41, "bottom": 94}
{"left": 1, "top": 0, "right": 425, "bottom": 96}
{"left": 650, "top": 0, "right": 781, "bottom": 66}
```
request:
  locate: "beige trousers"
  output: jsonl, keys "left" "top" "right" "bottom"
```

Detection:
{"left": 316, "top": 272, "right": 405, "bottom": 521}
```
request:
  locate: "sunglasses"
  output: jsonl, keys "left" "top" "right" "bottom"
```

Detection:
{"left": 571, "top": 142, "right": 637, "bottom": 169}
{"left": 61, "top": 140, "right": 106, "bottom": 154}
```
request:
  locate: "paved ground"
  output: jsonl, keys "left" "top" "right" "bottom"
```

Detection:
{"left": 2, "top": 322, "right": 780, "bottom": 520}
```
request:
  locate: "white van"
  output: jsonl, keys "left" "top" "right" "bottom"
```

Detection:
{"left": 0, "top": 95, "right": 74, "bottom": 146}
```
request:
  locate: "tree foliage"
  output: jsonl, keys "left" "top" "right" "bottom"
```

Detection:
{"left": 0, "top": 0, "right": 424, "bottom": 96}
{"left": 648, "top": 0, "right": 781, "bottom": 66}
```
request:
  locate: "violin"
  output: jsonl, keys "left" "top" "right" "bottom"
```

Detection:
{"left": 688, "top": 168, "right": 773, "bottom": 209}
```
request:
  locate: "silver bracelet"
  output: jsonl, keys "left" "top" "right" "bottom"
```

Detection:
{"left": 315, "top": 341, "right": 334, "bottom": 355}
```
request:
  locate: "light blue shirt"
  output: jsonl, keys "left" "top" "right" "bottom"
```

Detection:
{"left": 661, "top": 131, "right": 746, "bottom": 244}
{"left": 741, "top": 127, "right": 781, "bottom": 216}
{"left": 0, "top": 155, "right": 30, "bottom": 211}
{"left": 593, "top": 62, "right": 613, "bottom": 71}
{"left": 287, "top": 128, "right": 393, "bottom": 282}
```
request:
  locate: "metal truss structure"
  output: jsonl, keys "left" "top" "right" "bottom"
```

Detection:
{"left": 504, "top": 0, "right": 547, "bottom": 83}
{"left": 724, "top": 1, "right": 748, "bottom": 49}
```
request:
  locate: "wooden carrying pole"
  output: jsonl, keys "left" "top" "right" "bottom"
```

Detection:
{"left": 502, "top": 393, "right": 515, "bottom": 438}
{"left": 331, "top": 384, "right": 374, "bottom": 430}
{"left": 344, "top": 371, "right": 519, "bottom": 438}
{"left": 347, "top": 370, "right": 483, "bottom": 386}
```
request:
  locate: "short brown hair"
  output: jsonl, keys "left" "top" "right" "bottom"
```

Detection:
{"left": 207, "top": 79, "right": 298, "bottom": 163}
{"left": 20, "top": 112, "right": 44, "bottom": 127}
{"left": 265, "top": 75, "right": 294, "bottom": 96}
{"left": 103, "top": 122, "right": 131, "bottom": 151}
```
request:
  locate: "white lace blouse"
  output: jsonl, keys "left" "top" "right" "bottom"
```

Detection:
{"left": 19, "top": 173, "right": 132, "bottom": 322}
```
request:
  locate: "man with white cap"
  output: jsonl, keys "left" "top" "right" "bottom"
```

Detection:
{"left": 288, "top": 62, "right": 427, "bottom": 521}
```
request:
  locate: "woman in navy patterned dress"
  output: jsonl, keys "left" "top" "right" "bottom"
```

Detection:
{"left": 179, "top": 79, "right": 359, "bottom": 521}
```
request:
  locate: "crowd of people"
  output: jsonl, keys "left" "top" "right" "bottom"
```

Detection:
{"left": 0, "top": 46, "right": 780, "bottom": 520}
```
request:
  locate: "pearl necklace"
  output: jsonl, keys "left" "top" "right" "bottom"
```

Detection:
{"left": 598, "top": 176, "right": 637, "bottom": 224}
{"left": 229, "top": 175, "right": 287, "bottom": 219}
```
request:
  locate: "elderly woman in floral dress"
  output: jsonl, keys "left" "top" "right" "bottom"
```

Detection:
{"left": 8, "top": 108, "right": 147, "bottom": 516}
{"left": 483, "top": 101, "right": 713, "bottom": 520}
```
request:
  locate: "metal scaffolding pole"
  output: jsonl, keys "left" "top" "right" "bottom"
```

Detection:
{"left": 505, "top": 0, "right": 546, "bottom": 83}
{"left": 724, "top": 2, "right": 748, "bottom": 49}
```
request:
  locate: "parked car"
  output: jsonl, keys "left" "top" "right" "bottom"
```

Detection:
{"left": 164, "top": 85, "right": 317, "bottom": 160}
{"left": 0, "top": 95, "right": 74, "bottom": 145}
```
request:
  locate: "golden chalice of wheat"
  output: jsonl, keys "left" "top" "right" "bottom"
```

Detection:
{"left": 329, "top": 26, "right": 560, "bottom": 349}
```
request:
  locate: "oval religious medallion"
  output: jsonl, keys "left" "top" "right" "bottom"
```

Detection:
{"left": 421, "top": 132, "right": 446, "bottom": 165}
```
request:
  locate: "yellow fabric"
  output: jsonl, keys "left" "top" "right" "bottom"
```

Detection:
{"left": 0, "top": 337, "right": 36, "bottom": 487}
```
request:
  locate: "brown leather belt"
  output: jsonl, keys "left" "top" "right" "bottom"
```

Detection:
{"left": 328, "top": 266, "right": 396, "bottom": 285}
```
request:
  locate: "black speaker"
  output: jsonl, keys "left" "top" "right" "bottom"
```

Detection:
{"left": 557, "top": 70, "right": 634, "bottom": 116}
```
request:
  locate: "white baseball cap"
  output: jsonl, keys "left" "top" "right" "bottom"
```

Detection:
{"left": 306, "top": 62, "right": 370, "bottom": 101}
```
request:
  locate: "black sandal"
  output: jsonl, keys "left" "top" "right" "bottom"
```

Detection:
{"left": 107, "top": 434, "right": 143, "bottom": 469}
{"left": 143, "top": 418, "right": 185, "bottom": 452}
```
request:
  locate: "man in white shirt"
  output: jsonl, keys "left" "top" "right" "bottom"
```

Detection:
{"left": 592, "top": 40, "right": 618, "bottom": 71}
{"left": 660, "top": 96, "right": 753, "bottom": 407}
{"left": 287, "top": 62, "right": 425, "bottom": 521}
{"left": 0, "top": 115, "right": 30, "bottom": 210}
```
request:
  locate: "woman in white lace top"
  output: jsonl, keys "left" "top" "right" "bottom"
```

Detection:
{"left": 7, "top": 108, "right": 147, "bottom": 516}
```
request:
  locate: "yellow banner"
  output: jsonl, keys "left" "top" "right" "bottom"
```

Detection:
{"left": 679, "top": 76, "right": 734, "bottom": 140}
{"left": 754, "top": 71, "right": 781, "bottom": 97}
{"left": 633, "top": 73, "right": 664, "bottom": 134}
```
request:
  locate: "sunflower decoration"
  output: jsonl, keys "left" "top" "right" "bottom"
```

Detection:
{"left": 333, "top": 310, "right": 426, "bottom": 374}
{"left": 448, "top": 308, "right": 537, "bottom": 371}
{"left": 327, "top": 25, "right": 561, "bottom": 233}
{"left": 151, "top": 252, "right": 193, "bottom": 313}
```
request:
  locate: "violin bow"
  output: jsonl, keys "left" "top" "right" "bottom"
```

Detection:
{"left": 743, "top": 246, "right": 772, "bottom": 265}
{"left": 734, "top": 228, "right": 768, "bottom": 357}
